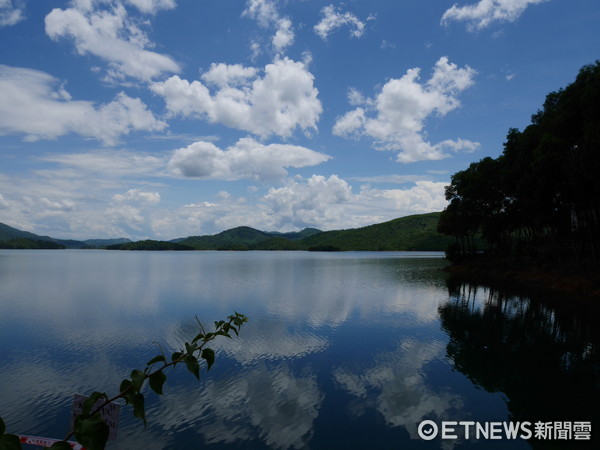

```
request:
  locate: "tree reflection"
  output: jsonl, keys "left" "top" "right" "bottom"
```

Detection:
{"left": 440, "top": 279, "right": 600, "bottom": 444}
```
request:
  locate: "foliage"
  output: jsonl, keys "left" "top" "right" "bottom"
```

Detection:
{"left": 106, "top": 240, "right": 194, "bottom": 251}
{"left": 0, "top": 238, "right": 66, "bottom": 249}
{"left": 0, "top": 313, "right": 248, "bottom": 450}
{"left": 439, "top": 61, "right": 600, "bottom": 267}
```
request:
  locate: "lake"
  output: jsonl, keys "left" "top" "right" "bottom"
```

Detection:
{"left": 0, "top": 250, "right": 597, "bottom": 449}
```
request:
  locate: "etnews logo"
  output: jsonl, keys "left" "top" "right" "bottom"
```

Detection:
{"left": 417, "top": 420, "right": 591, "bottom": 441}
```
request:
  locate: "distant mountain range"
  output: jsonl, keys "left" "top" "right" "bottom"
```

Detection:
{"left": 1, "top": 212, "right": 452, "bottom": 251}
{"left": 0, "top": 222, "right": 131, "bottom": 249}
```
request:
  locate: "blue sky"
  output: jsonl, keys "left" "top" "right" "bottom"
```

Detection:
{"left": 0, "top": 0, "right": 598, "bottom": 240}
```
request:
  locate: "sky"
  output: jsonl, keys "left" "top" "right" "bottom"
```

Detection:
{"left": 0, "top": 0, "right": 598, "bottom": 240}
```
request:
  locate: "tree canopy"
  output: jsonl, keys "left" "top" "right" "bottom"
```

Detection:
{"left": 439, "top": 61, "right": 600, "bottom": 268}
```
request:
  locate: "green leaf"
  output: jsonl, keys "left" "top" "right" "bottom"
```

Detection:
{"left": 0, "top": 433, "right": 22, "bottom": 450}
{"left": 201, "top": 348, "right": 215, "bottom": 371}
{"left": 0, "top": 416, "right": 5, "bottom": 435}
{"left": 185, "top": 342, "right": 196, "bottom": 355}
{"left": 149, "top": 371, "right": 167, "bottom": 395}
{"left": 74, "top": 413, "right": 109, "bottom": 450}
{"left": 49, "top": 441, "right": 73, "bottom": 450}
{"left": 146, "top": 355, "right": 166, "bottom": 366}
{"left": 184, "top": 355, "right": 200, "bottom": 380}
{"left": 82, "top": 392, "right": 106, "bottom": 417}
{"left": 171, "top": 351, "right": 183, "bottom": 362}
{"left": 131, "top": 393, "right": 146, "bottom": 427}
{"left": 130, "top": 369, "right": 145, "bottom": 393}
{"left": 120, "top": 378, "right": 132, "bottom": 394}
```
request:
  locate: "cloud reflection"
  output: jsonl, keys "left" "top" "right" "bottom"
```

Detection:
{"left": 333, "top": 339, "right": 463, "bottom": 440}
{"left": 153, "top": 363, "right": 323, "bottom": 449}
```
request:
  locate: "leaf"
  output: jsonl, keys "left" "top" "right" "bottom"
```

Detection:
{"left": 201, "top": 348, "right": 215, "bottom": 371}
{"left": 74, "top": 413, "right": 109, "bottom": 450}
{"left": 0, "top": 433, "right": 22, "bottom": 450}
{"left": 83, "top": 392, "right": 106, "bottom": 417}
{"left": 149, "top": 371, "right": 167, "bottom": 395}
{"left": 185, "top": 342, "right": 196, "bottom": 355}
{"left": 184, "top": 355, "right": 200, "bottom": 380}
{"left": 171, "top": 351, "right": 183, "bottom": 362}
{"left": 131, "top": 393, "right": 146, "bottom": 427}
{"left": 130, "top": 369, "right": 145, "bottom": 393}
{"left": 192, "top": 332, "right": 204, "bottom": 343}
{"left": 146, "top": 355, "right": 166, "bottom": 366}
{"left": 0, "top": 416, "right": 5, "bottom": 435}
{"left": 49, "top": 441, "right": 73, "bottom": 450}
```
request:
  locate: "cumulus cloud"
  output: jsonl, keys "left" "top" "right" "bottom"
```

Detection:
{"left": 314, "top": 4, "right": 367, "bottom": 40}
{"left": 151, "top": 58, "right": 322, "bottom": 139}
{"left": 0, "top": 0, "right": 25, "bottom": 27}
{"left": 261, "top": 176, "right": 448, "bottom": 231}
{"left": 272, "top": 18, "right": 294, "bottom": 53}
{"left": 45, "top": 2, "right": 180, "bottom": 81}
{"left": 242, "top": 0, "right": 279, "bottom": 27}
{"left": 168, "top": 138, "right": 330, "bottom": 182}
{"left": 333, "top": 57, "right": 479, "bottom": 163}
{"left": 0, "top": 193, "right": 8, "bottom": 209}
{"left": 263, "top": 175, "right": 354, "bottom": 229}
{"left": 0, "top": 65, "right": 166, "bottom": 144}
{"left": 441, "top": 0, "right": 548, "bottom": 31}
{"left": 242, "top": 0, "right": 295, "bottom": 55}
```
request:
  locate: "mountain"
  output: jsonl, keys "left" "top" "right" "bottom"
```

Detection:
{"left": 299, "top": 212, "right": 451, "bottom": 251}
{"left": 1, "top": 212, "right": 452, "bottom": 251}
{"left": 83, "top": 238, "right": 132, "bottom": 248}
{"left": 176, "top": 226, "right": 274, "bottom": 250}
{"left": 0, "top": 222, "right": 129, "bottom": 249}
{"left": 175, "top": 212, "right": 451, "bottom": 251}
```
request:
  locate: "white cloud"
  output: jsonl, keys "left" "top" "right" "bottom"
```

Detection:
{"left": 168, "top": 138, "right": 330, "bottom": 182}
{"left": 112, "top": 188, "right": 160, "bottom": 204}
{"left": 262, "top": 176, "right": 448, "bottom": 231}
{"left": 126, "top": 0, "right": 176, "bottom": 15}
{"left": 0, "top": 0, "right": 24, "bottom": 27}
{"left": 242, "top": 0, "right": 295, "bottom": 56}
{"left": 441, "top": 0, "right": 548, "bottom": 31}
{"left": 39, "top": 197, "right": 77, "bottom": 212}
{"left": 45, "top": 2, "right": 180, "bottom": 81}
{"left": 40, "top": 149, "right": 167, "bottom": 177}
{"left": 272, "top": 18, "right": 294, "bottom": 54}
{"left": 333, "top": 57, "right": 479, "bottom": 163}
{"left": 151, "top": 58, "right": 322, "bottom": 139}
{"left": 0, "top": 192, "right": 10, "bottom": 209}
{"left": 262, "top": 175, "right": 354, "bottom": 230}
{"left": 242, "top": 0, "right": 279, "bottom": 27}
{"left": 0, "top": 65, "right": 166, "bottom": 145}
{"left": 314, "top": 4, "right": 367, "bottom": 40}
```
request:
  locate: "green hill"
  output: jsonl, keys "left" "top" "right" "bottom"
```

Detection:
{"left": 177, "top": 226, "right": 272, "bottom": 250}
{"left": 106, "top": 240, "right": 194, "bottom": 251}
{"left": 2, "top": 213, "right": 453, "bottom": 251}
{"left": 0, "top": 222, "right": 87, "bottom": 248}
{"left": 175, "top": 212, "right": 451, "bottom": 251}
{"left": 299, "top": 212, "right": 452, "bottom": 251}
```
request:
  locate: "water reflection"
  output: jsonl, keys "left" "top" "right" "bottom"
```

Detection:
{"left": 155, "top": 363, "right": 323, "bottom": 449}
{"left": 333, "top": 339, "right": 463, "bottom": 439}
{"left": 440, "top": 279, "right": 600, "bottom": 446}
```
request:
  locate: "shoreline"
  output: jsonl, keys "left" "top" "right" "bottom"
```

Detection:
{"left": 442, "top": 256, "right": 600, "bottom": 300}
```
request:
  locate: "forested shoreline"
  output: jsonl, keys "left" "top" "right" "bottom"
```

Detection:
{"left": 438, "top": 61, "right": 600, "bottom": 276}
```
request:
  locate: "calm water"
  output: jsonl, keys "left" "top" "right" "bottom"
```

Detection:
{"left": 0, "top": 250, "right": 597, "bottom": 449}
